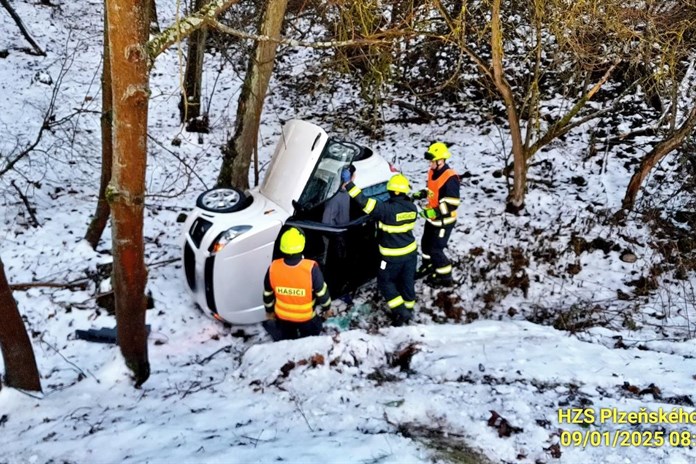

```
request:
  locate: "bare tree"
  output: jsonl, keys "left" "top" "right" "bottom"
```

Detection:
{"left": 217, "top": 0, "right": 288, "bottom": 190}
{"left": 319, "top": 1, "right": 696, "bottom": 213}
{"left": 105, "top": 0, "right": 152, "bottom": 387}
{"left": 434, "top": 0, "right": 624, "bottom": 213}
{"left": 84, "top": 4, "right": 114, "bottom": 250}
{"left": 97, "top": 0, "right": 241, "bottom": 386}
{"left": 0, "top": 258, "right": 41, "bottom": 392}
{"left": 180, "top": 0, "right": 209, "bottom": 126}
{"left": 489, "top": 0, "right": 526, "bottom": 213}
{"left": 623, "top": 105, "right": 696, "bottom": 210}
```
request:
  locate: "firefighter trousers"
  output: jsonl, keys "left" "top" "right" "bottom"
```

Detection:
{"left": 377, "top": 253, "right": 417, "bottom": 324}
{"left": 421, "top": 222, "right": 454, "bottom": 276}
{"left": 277, "top": 315, "right": 323, "bottom": 340}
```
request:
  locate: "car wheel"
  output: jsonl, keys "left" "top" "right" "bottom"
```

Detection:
{"left": 196, "top": 187, "right": 248, "bottom": 213}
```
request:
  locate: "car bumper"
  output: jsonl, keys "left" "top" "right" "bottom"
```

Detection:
{"left": 181, "top": 197, "right": 286, "bottom": 324}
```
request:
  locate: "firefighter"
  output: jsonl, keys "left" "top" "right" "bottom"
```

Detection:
{"left": 263, "top": 227, "right": 332, "bottom": 340}
{"left": 346, "top": 173, "right": 418, "bottom": 326}
{"left": 412, "top": 142, "right": 461, "bottom": 287}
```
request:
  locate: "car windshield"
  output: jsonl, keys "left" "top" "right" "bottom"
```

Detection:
{"left": 297, "top": 139, "right": 362, "bottom": 210}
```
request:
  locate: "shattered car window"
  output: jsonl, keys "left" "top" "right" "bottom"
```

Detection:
{"left": 298, "top": 140, "right": 361, "bottom": 209}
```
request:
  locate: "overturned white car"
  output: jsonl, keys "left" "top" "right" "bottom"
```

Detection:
{"left": 181, "top": 120, "right": 397, "bottom": 324}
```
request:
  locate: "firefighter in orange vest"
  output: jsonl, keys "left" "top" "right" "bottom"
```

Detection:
{"left": 263, "top": 227, "right": 332, "bottom": 340}
{"left": 413, "top": 142, "right": 461, "bottom": 287}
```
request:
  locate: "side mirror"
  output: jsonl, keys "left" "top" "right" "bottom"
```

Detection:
{"left": 176, "top": 213, "right": 188, "bottom": 223}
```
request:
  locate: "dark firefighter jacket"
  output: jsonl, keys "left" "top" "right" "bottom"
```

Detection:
{"left": 346, "top": 182, "right": 418, "bottom": 261}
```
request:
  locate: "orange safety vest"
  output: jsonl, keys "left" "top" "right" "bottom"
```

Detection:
{"left": 269, "top": 258, "right": 315, "bottom": 322}
{"left": 427, "top": 168, "right": 458, "bottom": 209}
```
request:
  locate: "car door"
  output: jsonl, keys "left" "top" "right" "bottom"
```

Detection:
{"left": 271, "top": 139, "right": 387, "bottom": 298}
{"left": 278, "top": 180, "right": 388, "bottom": 298}
{"left": 279, "top": 214, "right": 378, "bottom": 298}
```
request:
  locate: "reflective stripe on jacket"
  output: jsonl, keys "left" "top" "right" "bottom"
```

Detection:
{"left": 426, "top": 166, "right": 460, "bottom": 227}
{"left": 346, "top": 182, "right": 418, "bottom": 260}
{"left": 269, "top": 258, "right": 315, "bottom": 322}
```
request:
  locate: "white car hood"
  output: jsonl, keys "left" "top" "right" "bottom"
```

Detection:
{"left": 260, "top": 120, "right": 328, "bottom": 213}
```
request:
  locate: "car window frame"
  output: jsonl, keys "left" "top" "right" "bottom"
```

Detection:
{"left": 295, "top": 138, "right": 363, "bottom": 212}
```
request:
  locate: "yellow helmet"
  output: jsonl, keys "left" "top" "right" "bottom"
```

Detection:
{"left": 386, "top": 173, "right": 410, "bottom": 194}
{"left": 425, "top": 142, "right": 451, "bottom": 161}
{"left": 279, "top": 227, "right": 305, "bottom": 254}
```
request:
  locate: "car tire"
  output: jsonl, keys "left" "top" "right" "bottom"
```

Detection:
{"left": 196, "top": 187, "right": 249, "bottom": 213}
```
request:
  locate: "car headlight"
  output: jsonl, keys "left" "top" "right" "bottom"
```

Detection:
{"left": 209, "top": 225, "right": 252, "bottom": 254}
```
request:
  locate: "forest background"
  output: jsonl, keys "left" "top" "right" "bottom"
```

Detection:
{"left": 1, "top": 0, "right": 696, "bottom": 462}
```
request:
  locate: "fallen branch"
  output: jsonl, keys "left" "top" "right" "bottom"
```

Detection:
{"left": 9, "top": 279, "right": 90, "bottom": 291}
{"left": 0, "top": 0, "right": 46, "bottom": 56}
{"left": 146, "top": 256, "right": 181, "bottom": 269}
{"left": 180, "top": 373, "right": 227, "bottom": 398}
{"left": 10, "top": 180, "right": 39, "bottom": 227}
{"left": 291, "top": 395, "right": 314, "bottom": 432}
{"left": 196, "top": 345, "right": 234, "bottom": 365}
{"left": 387, "top": 99, "right": 435, "bottom": 122}
{"left": 41, "top": 336, "right": 99, "bottom": 383}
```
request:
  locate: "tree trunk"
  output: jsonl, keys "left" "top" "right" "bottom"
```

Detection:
{"left": 106, "top": 0, "right": 151, "bottom": 387}
{"left": 490, "top": 0, "right": 526, "bottom": 214}
{"left": 623, "top": 105, "right": 696, "bottom": 210}
{"left": 148, "top": 0, "right": 160, "bottom": 32}
{"left": 180, "top": 0, "right": 208, "bottom": 124}
{"left": 85, "top": 4, "right": 114, "bottom": 250}
{"left": 0, "top": 258, "right": 41, "bottom": 392}
{"left": 217, "top": 0, "right": 288, "bottom": 189}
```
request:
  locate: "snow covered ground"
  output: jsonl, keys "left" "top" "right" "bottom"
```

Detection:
{"left": 1, "top": 2, "right": 696, "bottom": 463}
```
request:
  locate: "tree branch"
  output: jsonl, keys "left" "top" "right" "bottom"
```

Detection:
{"left": 623, "top": 104, "right": 696, "bottom": 210}
{"left": 527, "top": 59, "right": 621, "bottom": 159}
{"left": 147, "top": 0, "right": 242, "bottom": 60}
{"left": 10, "top": 180, "right": 39, "bottom": 227}
{"left": 0, "top": 122, "right": 49, "bottom": 178}
{"left": 209, "top": 19, "right": 393, "bottom": 48}
{"left": 9, "top": 280, "right": 90, "bottom": 291}
{"left": 0, "top": 44, "right": 71, "bottom": 178}
{"left": 386, "top": 99, "right": 436, "bottom": 122}
{"left": 0, "top": 0, "right": 45, "bottom": 56}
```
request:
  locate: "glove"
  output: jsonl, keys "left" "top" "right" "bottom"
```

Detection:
{"left": 322, "top": 309, "right": 334, "bottom": 320}
{"left": 412, "top": 188, "right": 428, "bottom": 200}
{"left": 419, "top": 208, "right": 437, "bottom": 219}
{"left": 341, "top": 168, "right": 352, "bottom": 184}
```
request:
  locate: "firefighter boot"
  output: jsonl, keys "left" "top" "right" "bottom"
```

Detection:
{"left": 415, "top": 261, "right": 433, "bottom": 279}
{"left": 390, "top": 307, "right": 413, "bottom": 327}
{"left": 425, "top": 273, "right": 454, "bottom": 288}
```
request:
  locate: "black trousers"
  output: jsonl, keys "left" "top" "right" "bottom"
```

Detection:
{"left": 325, "top": 235, "right": 350, "bottom": 297}
{"left": 421, "top": 222, "right": 454, "bottom": 275}
{"left": 277, "top": 315, "right": 323, "bottom": 340}
{"left": 377, "top": 253, "right": 417, "bottom": 321}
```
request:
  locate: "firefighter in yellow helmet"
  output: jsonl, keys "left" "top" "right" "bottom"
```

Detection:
{"left": 345, "top": 173, "right": 418, "bottom": 326}
{"left": 262, "top": 227, "right": 332, "bottom": 340}
{"left": 412, "top": 142, "right": 461, "bottom": 287}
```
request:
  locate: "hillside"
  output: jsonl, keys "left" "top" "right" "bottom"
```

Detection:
{"left": 1, "top": 1, "right": 696, "bottom": 463}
